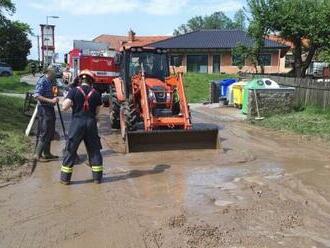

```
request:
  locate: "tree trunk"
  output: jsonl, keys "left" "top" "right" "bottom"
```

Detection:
{"left": 293, "top": 41, "right": 304, "bottom": 78}
{"left": 301, "top": 45, "right": 317, "bottom": 78}
{"left": 260, "top": 64, "right": 265, "bottom": 74}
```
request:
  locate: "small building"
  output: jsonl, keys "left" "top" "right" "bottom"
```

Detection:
{"left": 150, "top": 30, "right": 288, "bottom": 74}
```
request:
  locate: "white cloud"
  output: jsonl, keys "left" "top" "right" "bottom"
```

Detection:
{"left": 29, "top": 0, "right": 243, "bottom": 16}
{"left": 144, "top": 0, "right": 189, "bottom": 15}
{"left": 30, "top": 0, "right": 139, "bottom": 15}
{"left": 55, "top": 35, "right": 74, "bottom": 55}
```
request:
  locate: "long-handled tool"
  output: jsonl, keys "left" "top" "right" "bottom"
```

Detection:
{"left": 31, "top": 108, "right": 40, "bottom": 175}
{"left": 25, "top": 105, "right": 38, "bottom": 137}
{"left": 253, "top": 89, "right": 264, "bottom": 121}
{"left": 56, "top": 102, "right": 67, "bottom": 139}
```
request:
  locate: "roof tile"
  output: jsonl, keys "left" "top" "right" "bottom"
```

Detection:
{"left": 150, "top": 30, "right": 287, "bottom": 49}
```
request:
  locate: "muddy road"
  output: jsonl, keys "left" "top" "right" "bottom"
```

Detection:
{"left": 1, "top": 105, "right": 330, "bottom": 248}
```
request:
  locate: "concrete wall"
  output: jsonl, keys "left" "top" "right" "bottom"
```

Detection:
{"left": 247, "top": 88, "right": 295, "bottom": 118}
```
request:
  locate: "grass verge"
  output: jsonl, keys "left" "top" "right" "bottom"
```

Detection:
{"left": 183, "top": 73, "right": 238, "bottom": 103}
{"left": 0, "top": 95, "right": 31, "bottom": 172}
{"left": 0, "top": 73, "right": 33, "bottom": 94}
{"left": 254, "top": 106, "right": 330, "bottom": 140}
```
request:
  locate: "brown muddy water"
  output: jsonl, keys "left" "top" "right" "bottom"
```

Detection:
{"left": 0, "top": 106, "right": 330, "bottom": 248}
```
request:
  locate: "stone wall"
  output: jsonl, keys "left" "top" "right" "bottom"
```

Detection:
{"left": 247, "top": 88, "right": 295, "bottom": 118}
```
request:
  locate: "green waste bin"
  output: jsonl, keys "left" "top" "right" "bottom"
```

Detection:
{"left": 242, "top": 79, "right": 266, "bottom": 114}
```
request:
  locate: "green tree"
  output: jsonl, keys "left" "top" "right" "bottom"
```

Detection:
{"left": 173, "top": 10, "right": 245, "bottom": 35}
{"left": 233, "top": 9, "right": 246, "bottom": 31}
{"left": 0, "top": 21, "right": 32, "bottom": 70}
{"left": 317, "top": 49, "right": 330, "bottom": 64}
{"left": 247, "top": 0, "right": 330, "bottom": 77}
{"left": 0, "top": 0, "right": 15, "bottom": 22}
{"left": 0, "top": 1, "right": 32, "bottom": 70}
{"left": 232, "top": 43, "right": 260, "bottom": 73}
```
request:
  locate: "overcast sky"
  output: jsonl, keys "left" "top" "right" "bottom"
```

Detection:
{"left": 12, "top": 0, "right": 246, "bottom": 60}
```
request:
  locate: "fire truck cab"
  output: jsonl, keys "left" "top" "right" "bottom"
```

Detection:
{"left": 63, "top": 40, "right": 120, "bottom": 93}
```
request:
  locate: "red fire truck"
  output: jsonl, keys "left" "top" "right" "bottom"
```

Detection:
{"left": 63, "top": 41, "right": 120, "bottom": 93}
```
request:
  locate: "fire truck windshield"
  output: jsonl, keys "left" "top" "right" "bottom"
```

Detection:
{"left": 129, "top": 52, "right": 169, "bottom": 79}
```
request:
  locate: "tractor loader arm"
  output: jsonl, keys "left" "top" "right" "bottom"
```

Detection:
{"left": 112, "top": 78, "right": 126, "bottom": 102}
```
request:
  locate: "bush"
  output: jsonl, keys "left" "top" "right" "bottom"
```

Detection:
{"left": 0, "top": 95, "right": 31, "bottom": 169}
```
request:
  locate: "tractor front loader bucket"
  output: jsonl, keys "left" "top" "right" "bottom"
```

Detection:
{"left": 126, "top": 123, "right": 219, "bottom": 153}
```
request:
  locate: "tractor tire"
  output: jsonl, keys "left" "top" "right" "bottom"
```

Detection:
{"left": 109, "top": 85, "right": 120, "bottom": 129}
{"left": 120, "top": 101, "right": 139, "bottom": 139}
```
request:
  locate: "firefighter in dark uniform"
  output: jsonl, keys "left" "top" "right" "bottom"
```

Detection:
{"left": 61, "top": 70, "right": 103, "bottom": 185}
{"left": 34, "top": 66, "right": 59, "bottom": 161}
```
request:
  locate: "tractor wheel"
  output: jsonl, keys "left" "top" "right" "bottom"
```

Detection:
{"left": 109, "top": 85, "right": 120, "bottom": 129}
{"left": 119, "top": 101, "right": 138, "bottom": 140}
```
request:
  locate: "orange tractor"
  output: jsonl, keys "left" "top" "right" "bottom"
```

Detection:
{"left": 110, "top": 46, "right": 219, "bottom": 152}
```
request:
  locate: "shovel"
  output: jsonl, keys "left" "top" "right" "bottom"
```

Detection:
{"left": 56, "top": 102, "right": 68, "bottom": 140}
{"left": 253, "top": 89, "right": 264, "bottom": 121}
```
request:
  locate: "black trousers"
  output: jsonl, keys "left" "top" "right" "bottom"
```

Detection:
{"left": 61, "top": 114, "right": 103, "bottom": 182}
{"left": 36, "top": 105, "right": 56, "bottom": 156}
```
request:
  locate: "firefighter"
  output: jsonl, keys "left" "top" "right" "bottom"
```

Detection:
{"left": 33, "top": 66, "right": 59, "bottom": 161}
{"left": 60, "top": 70, "right": 103, "bottom": 185}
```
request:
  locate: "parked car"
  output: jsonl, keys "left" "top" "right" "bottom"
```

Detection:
{"left": 306, "top": 61, "right": 329, "bottom": 78}
{"left": 0, "top": 62, "right": 13, "bottom": 76}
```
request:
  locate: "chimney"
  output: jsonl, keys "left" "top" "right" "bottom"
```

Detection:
{"left": 128, "top": 29, "right": 136, "bottom": 43}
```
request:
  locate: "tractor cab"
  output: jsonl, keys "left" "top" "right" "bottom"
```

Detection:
{"left": 127, "top": 48, "right": 169, "bottom": 80}
{"left": 117, "top": 47, "right": 169, "bottom": 95}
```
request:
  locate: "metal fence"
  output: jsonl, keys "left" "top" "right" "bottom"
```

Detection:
{"left": 244, "top": 74, "right": 330, "bottom": 109}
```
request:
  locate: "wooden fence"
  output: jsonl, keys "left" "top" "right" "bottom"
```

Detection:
{"left": 244, "top": 74, "right": 330, "bottom": 109}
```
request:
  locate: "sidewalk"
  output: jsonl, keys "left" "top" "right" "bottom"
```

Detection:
{"left": 0, "top": 92, "right": 25, "bottom": 98}
{"left": 20, "top": 73, "right": 41, "bottom": 85}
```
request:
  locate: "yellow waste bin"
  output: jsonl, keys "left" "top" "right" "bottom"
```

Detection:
{"left": 232, "top": 81, "right": 247, "bottom": 109}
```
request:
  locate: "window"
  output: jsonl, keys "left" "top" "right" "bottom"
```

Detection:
{"left": 285, "top": 54, "right": 294, "bottom": 68}
{"left": 129, "top": 52, "right": 169, "bottom": 80}
{"left": 259, "top": 54, "right": 272, "bottom": 66}
{"left": 170, "top": 55, "right": 183, "bottom": 67}
{"left": 187, "top": 55, "right": 208, "bottom": 73}
{"left": 213, "top": 55, "right": 220, "bottom": 73}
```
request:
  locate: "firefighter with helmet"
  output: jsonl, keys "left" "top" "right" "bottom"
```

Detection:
{"left": 61, "top": 70, "right": 103, "bottom": 185}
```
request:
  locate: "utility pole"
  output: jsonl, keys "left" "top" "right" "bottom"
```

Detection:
{"left": 32, "top": 34, "right": 41, "bottom": 65}
{"left": 37, "top": 35, "right": 40, "bottom": 64}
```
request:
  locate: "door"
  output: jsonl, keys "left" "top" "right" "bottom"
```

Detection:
{"left": 213, "top": 55, "right": 220, "bottom": 73}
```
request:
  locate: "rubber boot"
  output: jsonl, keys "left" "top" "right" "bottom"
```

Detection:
{"left": 34, "top": 141, "right": 46, "bottom": 160}
{"left": 93, "top": 171, "right": 103, "bottom": 184}
{"left": 43, "top": 142, "right": 59, "bottom": 160}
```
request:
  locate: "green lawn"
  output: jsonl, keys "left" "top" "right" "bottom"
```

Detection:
{"left": 0, "top": 95, "right": 31, "bottom": 169}
{"left": 183, "top": 73, "right": 238, "bottom": 103}
{"left": 255, "top": 106, "right": 330, "bottom": 140}
{"left": 0, "top": 74, "right": 33, "bottom": 94}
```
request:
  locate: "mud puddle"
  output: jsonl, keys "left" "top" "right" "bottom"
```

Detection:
{"left": 0, "top": 106, "right": 330, "bottom": 247}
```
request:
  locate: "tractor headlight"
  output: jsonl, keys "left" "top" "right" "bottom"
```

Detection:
{"left": 166, "top": 92, "right": 171, "bottom": 100}
{"left": 148, "top": 89, "right": 156, "bottom": 100}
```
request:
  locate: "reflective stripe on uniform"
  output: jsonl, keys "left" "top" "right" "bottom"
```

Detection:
{"left": 91, "top": 165, "right": 103, "bottom": 172}
{"left": 61, "top": 166, "right": 73, "bottom": 173}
